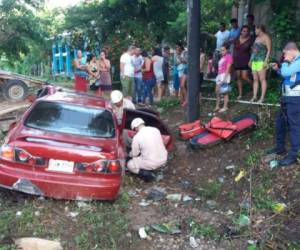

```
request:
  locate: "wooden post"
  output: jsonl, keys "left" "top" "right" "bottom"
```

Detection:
{"left": 187, "top": 0, "right": 201, "bottom": 122}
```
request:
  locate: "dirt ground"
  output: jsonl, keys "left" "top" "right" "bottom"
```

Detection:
{"left": 0, "top": 91, "right": 299, "bottom": 250}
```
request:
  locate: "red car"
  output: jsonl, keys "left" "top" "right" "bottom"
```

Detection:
{"left": 0, "top": 90, "right": 173, "bottom": 200}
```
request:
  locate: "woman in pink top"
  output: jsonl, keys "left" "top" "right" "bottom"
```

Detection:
{"left": 215, "top": 45, "right": 233, "bottom": 112}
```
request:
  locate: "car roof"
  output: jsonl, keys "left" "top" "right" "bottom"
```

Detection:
{"left": 41, "top": 91, "right": 109, "bottom": 109}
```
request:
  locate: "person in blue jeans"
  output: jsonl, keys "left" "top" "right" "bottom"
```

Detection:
{"left": 268, "top": 42, "right": 300, "bottom": 167}
{"left": 172, "top": 65, "right": 180, "bottom": 97}
{"left": 141, "top": 51, "right": 156, "bottom": 105}
{"left": 132, "top": 47, "right": 144, "bottom": 103}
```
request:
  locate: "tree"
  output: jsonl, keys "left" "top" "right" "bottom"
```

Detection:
{"left": 0, "top": 0, "right": 46, "bottom": 60}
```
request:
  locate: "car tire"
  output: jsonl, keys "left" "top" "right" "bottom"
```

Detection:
{"left": 3, "top": 80, "right": 28, "bottom": 101}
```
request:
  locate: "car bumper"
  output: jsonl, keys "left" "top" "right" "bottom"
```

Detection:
{"left": 0, "top": 162, "right": 122, "bottom": 200}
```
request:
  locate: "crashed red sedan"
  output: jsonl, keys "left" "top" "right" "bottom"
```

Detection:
{"left": 0, "top": 91, "right": 173, "bottom": 200}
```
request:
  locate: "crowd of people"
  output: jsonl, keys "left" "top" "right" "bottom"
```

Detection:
{"left": 73, "top": 49, "right": 112, "bottom": 96}
{"left": 72, "top": 13, "right": 300, "bottom": 171}
{"left": 119, "top": 46, "right": 172, "bottom": 105}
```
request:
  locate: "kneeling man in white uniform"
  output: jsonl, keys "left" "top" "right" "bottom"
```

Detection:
{"left": 127, "top": 118, "right": 168, "bottom": 181}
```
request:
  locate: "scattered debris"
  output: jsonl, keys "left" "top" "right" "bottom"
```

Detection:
{"left": 261, "top": 154, "right": 276, "bottom": 164}
{"left": 225, "top": 210, "right": 234, "bottom": 216}
{"left": 76, "top": 201, "right": 91, "bottom": 210}
{"left": 138, "top": 227, "right": 148, "bottom": 239}
{"left": 14, "top": 237, "right": 63, "bottom": 250}
{"left": 218, "top": 177, "right": 225, "bottom": 183}
{"left": 150, "top": 221, "right": 181, "bottom": 234}
{"left": 269, "top": 160, "right": 278, "bottom": 169}
{"left": 248, "top": 240, "right": 257, "bottom": 245}
{"left": 183, "top": 195, "right": 193, "bottom": 202}
{"left": 179, "top": 180, "right": 192, "bottom": 189}
{"left": 225, "top": 165, "right": 236, "bottom": 170}
{"left": 147, "top": 187, "right": 166, "bottom": 201}
{"left": 189, "top": 236, "right": 199, "bottom": 248}
{"left": 67, "top": 212, "right": 79, "bottom": 218}
{"left": 240, "top": 200, "right": 251, "bottom": 210}
{"left": 206, "top": 200, "right": 217, "bottom": 208}
{"left": 236, "top": 214, "right": 250, "bottom": 227}
{"left": 16, "top": 211, "right": 22, "bottom": 217}
{"left": 271, "top": 202, "right": 287, "bottom": 213}
{"left": 235, "top": 170, "right": 246, "bottom": 182}
{"left": 34, "top": 211, "right": 40, "bottom": 217}
{"left": 139, "top": 199, "right": 151, "bottom": 207}
{"left": 166, "top": 193, "right": 182, "bottom": 201}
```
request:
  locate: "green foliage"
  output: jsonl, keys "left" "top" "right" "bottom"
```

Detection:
{"left": 156, "top": 98, "right": 180, "bottom": 109}
{"left": 188, "top": 218, "right": 220, "bottom": 240}
{"left": 252, "top": 185, "right": 275, "bottom": 210}
{"left": 196, "top": 181, "right": 222, "bottom": 200}
{"left": 0, "top": 0, "right": 46, "bottom": 60}
{"left": 288, "top": 241, "right": 300, "bottom": 250}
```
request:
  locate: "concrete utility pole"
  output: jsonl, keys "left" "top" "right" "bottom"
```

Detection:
{"left": 187, "top": 0, "right": 201, "bottom": 122}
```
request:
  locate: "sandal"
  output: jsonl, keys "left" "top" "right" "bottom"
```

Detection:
{"left": 237, "top": 95, "right": 242, "bottom": 100}
{"left": 249, "top": 97, "right": 257, "bottom": 102}
{"left": 219, "top": 107, "right": 228, "bottom": 113}
{"left": 213, "top": 107, "right": 220, "bottom": 112}
{"left": 257, "top": 99, "right": 264, "bottom": 104}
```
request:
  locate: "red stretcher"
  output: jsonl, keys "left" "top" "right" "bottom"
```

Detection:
{"left": 178, "top": 113, "right": 258, "bottom": 149}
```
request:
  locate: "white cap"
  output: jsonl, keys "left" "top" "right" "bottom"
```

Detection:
{"left": 110, "top": 90, "right": 123, "bottom": 104}
{"left": 131, "top": 118, "right": 145, "bottom": 130}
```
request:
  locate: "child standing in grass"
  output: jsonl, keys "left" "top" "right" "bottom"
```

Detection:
{"left": 214, "top": 44, "right": 233, "bottom": 112}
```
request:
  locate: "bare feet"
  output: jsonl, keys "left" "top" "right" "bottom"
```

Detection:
{"left": 249, "top": 97, "right": 257, "bottom": 102}
{"left": 237, "top": 95, "right": 242, "bottom": 100}
{"left": 213, "top": 107, "right": 220, "bottom": 112}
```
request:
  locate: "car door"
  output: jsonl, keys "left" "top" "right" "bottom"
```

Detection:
{"left": 122, "top": 108, "right": 173, "bottom": 151}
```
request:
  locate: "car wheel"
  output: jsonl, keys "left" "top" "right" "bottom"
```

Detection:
{"left": 3, "top": 80, "right": 28, "bottom": 101}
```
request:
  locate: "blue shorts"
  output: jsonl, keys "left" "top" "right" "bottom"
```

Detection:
{"left": 172, "top": 67, "right": 180, "bottom": 91}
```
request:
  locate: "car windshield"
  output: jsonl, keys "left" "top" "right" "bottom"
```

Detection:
{"left": 25, "top": 101, "right": 115, "bottom": 138}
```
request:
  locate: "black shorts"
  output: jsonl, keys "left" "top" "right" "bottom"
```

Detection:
{"left": 162, "top": 74, "right": 169, "bottom": 85}
{"left": 234, "top": 65, "right": 250, "bottom": 71}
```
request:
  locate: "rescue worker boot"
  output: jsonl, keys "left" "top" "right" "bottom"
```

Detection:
{"left": 265, "top": 147, "right": 287, "bottom": 156}
{"left": 278, "top": 156, "right": 297, "bottom": 167}
{"left": 138, "top": 169, "right": 156, "bottom": 182}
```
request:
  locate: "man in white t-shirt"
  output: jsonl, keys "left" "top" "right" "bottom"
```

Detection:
{"left": 215, "top": 23, "right": 230, "bottom": 51}
{"left": 120, "top": 46, "right": 135, "bottom": 98}
{"left": 132, "top": 47, "right": 144, "bottom": 103}
{"left": 213, "top": 23, "right": 230, "bottom": 71}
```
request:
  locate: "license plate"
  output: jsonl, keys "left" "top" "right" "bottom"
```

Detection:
{"left": 47, "top": 159, "right": 74, "bottom": 173}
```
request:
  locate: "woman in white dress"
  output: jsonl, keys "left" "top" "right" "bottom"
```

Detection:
{"left": 152, "top": 47, "right": 164, "bottom": 102}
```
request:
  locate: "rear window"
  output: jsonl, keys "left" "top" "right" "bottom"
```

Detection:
{"left": 25, "top": 101, "right": 115, "bottom": 138}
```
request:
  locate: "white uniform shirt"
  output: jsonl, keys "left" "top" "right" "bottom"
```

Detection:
{"left": 130, "top": 126, "right": 168, "bottom": 166}
{"left": 120, "top": 52, "right": 134, "bottom": 77}
{"left": 111, "top": 98, "right": 135, "bottom": 125}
